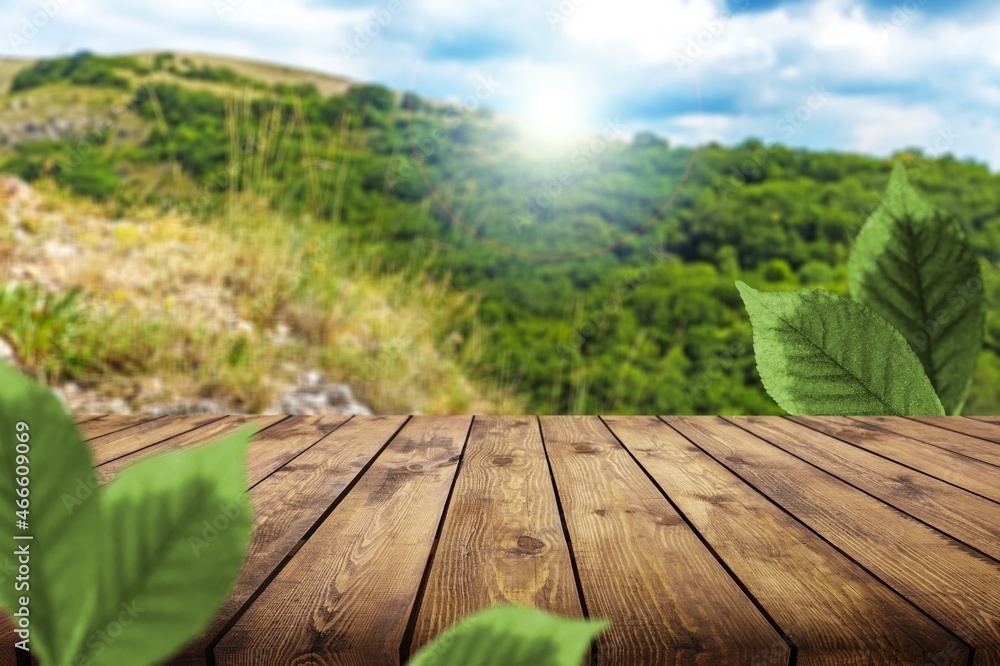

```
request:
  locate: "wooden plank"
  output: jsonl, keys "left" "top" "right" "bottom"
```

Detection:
{"left": 93, "top": 416, "right": 349, "bottom": 487}
{"left": 666, "top": 416, "right": 1000, "bottom": 663}
{"left": 969, "top": 416, "right": 1000, "bottom": 427}
{"left": 170, "top": 415, "right": 408, "bottom": 665}
{"left": 89, "top": 415, "right": 225, "bottom": 465}
{"left": 242, "top": 415, "right": 352, "bottom": 487}
{"left": 912, "top": 416, "right": 1000, "bottom": 446}
{"left": 853, "top": 416, "right": 1000, "bottom": 467}
{"left": 73, "top": 414, "right": 101, "bottom": 424}
{"left": 0, "top": 617, "right": 17, "bottom": 666}
{"left": 792, "top": 416, "right": 1000, "bottom": 503}
{"left": 77, "top": 415, "right": 163, "bottom": 440}
{"left": 5, "top": 416, "right": 356, "bottom": 664}
{"left": 96, "top": 416, "right": 286, "bottom": 483}
{"left": 409, "top": 416, "right": 583, "bottom": 659}
{"left": 539, "top": 416, "right": 785, "bottom": 664}
{"left": 729, "top": 416, "right": 1000, "bottom": 562}
{"left": 214, "top": 416, "right": 470, "bottom": 666}
{"left": 607, "top": 415, "right": 964, "bottom": 663}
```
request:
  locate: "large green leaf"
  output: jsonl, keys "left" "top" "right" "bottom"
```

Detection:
{"left": 76, "top": 427, "right": 254, "bottom": 666}
{"left": 408, "top": 606, "right": 608, "bottom": 666}
{"left": 0, "top": 361, "right": 100, "bottom": 665}
{"left": 848, "top": 160, "right": 984, "bottom": 413}
{"left": 849, "top": 159, "right": 984, "bottom": 414}
{"left": 736, "top": 282, "right": 944, "bottom": 416}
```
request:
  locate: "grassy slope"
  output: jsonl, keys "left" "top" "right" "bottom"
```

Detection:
{"left": 4, "top": 52, "right": 998, "bottom": 416}
{"left": 0, "top": 53, "right": 521, "bottom": 415}
{"left": 131, "top": 51, "right": 356, "bottom": 96}
{"left": 0, "top": 51, "right": 355, "bottom": 96}
{"left": 0, "top": 175, "right": 523, "bottom": 414}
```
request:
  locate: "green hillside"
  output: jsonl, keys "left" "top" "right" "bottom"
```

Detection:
{"left": 2, "top": 51, "right": 999, "bottom": 414}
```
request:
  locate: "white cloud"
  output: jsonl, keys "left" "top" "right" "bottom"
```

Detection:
{"left": 560, "top": 0, "right": 726, "bottom": 66}
{"left": 3, "top": 0, "right": 1000, "bottom": 168}
{"left": 846, "top": 101, "right": 946, "bottom": 154}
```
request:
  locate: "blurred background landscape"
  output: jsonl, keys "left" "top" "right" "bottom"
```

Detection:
{"left": 1, "top": 0, "right": 999, "bottom": 415}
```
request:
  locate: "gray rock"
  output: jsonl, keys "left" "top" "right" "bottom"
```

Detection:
{"left": 266, "top": 370, "right": 373, "bottom": 415}
{"left": 56, "top": 391, "right": 131, "bottom": 415}
{"left": 0, "top": 336, "right": 18, "bottom": 370}
{"left": 147, "top": 398, "right": 232, "bottom": 415}
{"left": 43, "top": 240, "right": 79, "bottom": 259}
{"left": 267, "top": 322, "right": 292, "bottom": 345}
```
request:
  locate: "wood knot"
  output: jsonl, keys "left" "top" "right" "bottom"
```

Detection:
{"left": 594, "top": 509, "right": 607, "bottom": 517}
{"left": 492, "top": 456, "right": 513, "bottom": 466}
{"left": 573, "top": 444, "right": 597, "bottom": 454}
{"left": 655, "top": 514, "right": 683, "bottom": 527}
{"left": 406, "top": 463, "right": 423, "bottom": 471}
{"left": 515, "top": 536, "right": 545, "bottom": 554}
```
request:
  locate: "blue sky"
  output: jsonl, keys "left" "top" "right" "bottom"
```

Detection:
{"left": 3, "top": 0, "right": 1000, "bottom": 169}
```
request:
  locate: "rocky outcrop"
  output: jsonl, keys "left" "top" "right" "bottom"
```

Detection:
{"left": 0, "top": 97, "right": 140, "bottom": 148}
{"left": 0, "top": 336, "right": 18, "bottom": 370}
{"left": 50, "top": 370, "right": 373, "bottom": 416}
{"left": 0, "top": 175, "right": 375, "bottom": 416}
{"left": 265, "top": 370, "right": 373, "bottom": 416}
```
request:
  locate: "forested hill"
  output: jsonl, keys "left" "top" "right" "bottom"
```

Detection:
{"left": 3, "top": 51, "right": 1000, "bottom": 414}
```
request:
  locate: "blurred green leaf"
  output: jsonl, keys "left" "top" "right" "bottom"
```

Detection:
{"left": 408, "top": 606, "right": 607, "bottom": 666}
{"left": 0, "top": 361, "right": 100, "bottom": 665}
{"left": 79, "top": 427, "right": 254, "bottom": 666}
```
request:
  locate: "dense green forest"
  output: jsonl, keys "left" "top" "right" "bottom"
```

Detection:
{"left": 4, "top": 52, "right": 1000, "bottom": 414}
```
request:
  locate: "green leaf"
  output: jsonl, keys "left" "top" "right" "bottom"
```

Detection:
{"left": 77, "top": 426, "right": 254, "bottom": 666}
{"left": 0, "top": 360, "right": 101, "bottom": 666}
{"left": 407, "top": 606, "right": 608, "bottom": 666}
{"left": 849, "top": 159, "right": 984, "bottom": 414}
{"left": 736, "top": 282, "right": 945, "bottom": 416}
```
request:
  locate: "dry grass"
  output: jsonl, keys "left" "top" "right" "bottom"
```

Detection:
{"left": 0, "top": 176, "right": 523, "bottom": 414}
{"left": 130, "top": 51, "right": 356, "bottom": 96}
{"left": 0, "top": 61, "right": 522, "bottom": 414}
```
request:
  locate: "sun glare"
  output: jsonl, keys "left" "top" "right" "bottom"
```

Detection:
{"left": 516, "top": 83, "right": 593, "bottom": 145}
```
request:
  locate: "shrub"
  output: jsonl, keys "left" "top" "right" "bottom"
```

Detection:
{"left": 10, "top": 52, "right": 131, "bottom": 93}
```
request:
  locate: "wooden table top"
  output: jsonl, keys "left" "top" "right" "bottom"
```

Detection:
{"left": 7, "top": 415, "right": 1000, "bottom": 665}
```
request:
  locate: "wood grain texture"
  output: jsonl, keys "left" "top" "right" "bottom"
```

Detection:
{"left": 5, "top": 415, "right": 1000, "bottom": 665}
{"left": 241, "top": 415, "right": 351, "bottom": 487}
{"left": 214, "top": 416, "right": 470, "bottom": 666}
{"left": 0, "top": 616, "right": 16, "bottom": 666}
{"left": 171, "top": 415, "right": 407, "bottom": 665}
{"left": 607, "top": 415, "right": 962, "bottom": 664}
{"left": 793, "top": 416, "right": 1000, "bottom": 503}
{"left": 729, "top": 416, "right": 1000, "bottom": 561}
{"left": 539, "top": 416, "right": 784, "bottom": 665}
{"left": 96, "top": 415, "right": 286, "bottom": 483}
{"left": 911, "top": 416, "right": 1000, "bottom": 445}
{"left": 409, "top": 416, "right": 583, "bottom": 659}
{"left": 88, "top": 415, "right": 225, "bottom": 465}
{"left": 76, "top": 414, "right": 163, "bottom": 440}
{"left": 853, "top": 416, "right": 1000, "bottom": 467}
{"left": 667, "top": 416, "right": 1000, "bottom": 664}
